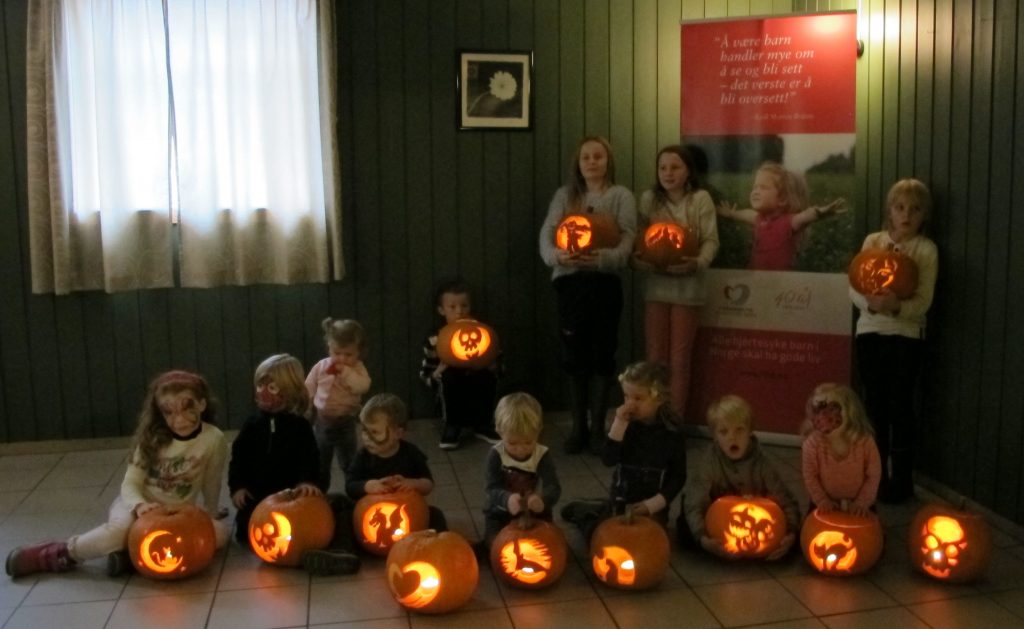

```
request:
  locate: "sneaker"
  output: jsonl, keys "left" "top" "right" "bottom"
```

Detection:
{"left": 6, "top": 541, "right": 75, "bottom": 578}
{"left": 559, "top": 499, "right": 607, "bottom": 528}
{"left": 302, "top": 549, "right": 361, "bottom": 576}
{"left": 439, "top": 424, "right": 461, "bottom": 450}
{"left": 474, "top": 427, "right": 501, "bottom": 445}
{"left": 106, "top": 550, "right": 134, "bottom": 577}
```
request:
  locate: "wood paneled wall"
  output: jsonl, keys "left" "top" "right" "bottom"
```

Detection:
{"left": 2, "top": 0, "right": 1023, "bottom": 523}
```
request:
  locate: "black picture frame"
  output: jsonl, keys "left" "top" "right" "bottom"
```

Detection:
{"left": 457, "top": 50, "right": 533, "bottom": 130}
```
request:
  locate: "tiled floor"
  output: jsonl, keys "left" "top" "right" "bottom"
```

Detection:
{"left": 3, "top": 415, "right": 1024, "bottom": 628}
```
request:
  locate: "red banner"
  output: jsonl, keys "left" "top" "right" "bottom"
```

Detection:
{"left": 682, "top": 13, "right": 857, "bottom": 135}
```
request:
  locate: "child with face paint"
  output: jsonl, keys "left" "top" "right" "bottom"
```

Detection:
{"left": 7, "top": 371, "right": 230, "bottom": 579}
{"left": 800, "top": 383, "right": 881, "bottom": 517}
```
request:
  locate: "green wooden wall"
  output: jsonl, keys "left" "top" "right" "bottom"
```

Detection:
{"left": 2, "top": 0, "right": 1023, "bottom": 523}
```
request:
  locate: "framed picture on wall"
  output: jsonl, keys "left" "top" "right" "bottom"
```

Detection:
{"left": 457, "top": 50, "right": 532, "bottom": 130}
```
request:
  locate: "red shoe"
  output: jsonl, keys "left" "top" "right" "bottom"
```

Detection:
{"left": 6, "top": 541, "right": 75, "bottom": 578}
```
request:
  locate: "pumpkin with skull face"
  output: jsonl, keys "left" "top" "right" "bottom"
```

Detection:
{"left": 848, "top": 248, "right": 919, "bottom": 299}
{"left": 128, "top": 504, "right": 216, "bottom": 580}
{"left": 908, "top": 503, "right": 991, "bottom": 583}
{"left": 248, "top": 490, "right": 334, "bottom": 567}
{"left": 800, "top": 508, "right": 883, "bottom": 576}
{"left": 436, "top": 319, "right": 500, "bottom": 370}
{"left": 705, "top": 496, "right": 787, "bottom": 559}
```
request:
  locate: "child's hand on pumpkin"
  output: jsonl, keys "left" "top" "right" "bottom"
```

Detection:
{"left": 231, "top": 488, "right": 253, "bottom": 508}
{"left": 389, "top": 476, "right": 417, "bottom": 492}
{"left": 507, "top": 493, "right": 523, "bottom": 516}
{"left": 847, "top": 503, "right": 870, "bottom": 517}
{"left": 629, "top": 502, "right": 650, "bottom": 516}
{"left": 294, "top": 482, "right": 323, "bottom": 498}
{"left": 766, "top": 532, "right": 795, "bottom": 561}
{"left": 866, "top": 290, "right": 901, "bottom": 315}
{"left": 526, "top": 494, "right": 545, "bottom": 514}
{"left": 134, "top": 501, "right": 162, "bottom": 517}
{"left": 631, "top": 253, "right": 655, "bottom": 272}
{"left": 817, "top": 499, "right": 838, "bottom": 514}
{"left": 365, "top": 479, "right": 390, "bottom": 494}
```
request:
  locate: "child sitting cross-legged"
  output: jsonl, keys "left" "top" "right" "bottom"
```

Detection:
{"left": 346, "top": 394, "right": 448, "bottom": 531}
{"left": 681, "top": 394, "right": 800, "bottom": 560}
{"left": 481, "top": 393, "right": 561, "bottom": 550}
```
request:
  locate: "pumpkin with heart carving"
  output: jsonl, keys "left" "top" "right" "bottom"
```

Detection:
{"left": 386, "top": 530, "right": 478, "bottom": 614}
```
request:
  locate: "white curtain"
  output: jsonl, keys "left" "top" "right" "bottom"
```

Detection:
{"left": 27, "top": 0, "right": 343, "bottom": 294}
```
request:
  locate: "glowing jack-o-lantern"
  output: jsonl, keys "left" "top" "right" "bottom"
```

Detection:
{"left": 490, "top": 513, "right": 568, "bottom": 589}
{"left": 248, "top": 490, "right": 334, "bottom": 567}
{"left": 848, "top": 248, "right": 919, "bottom": 299}
{"left": 435, "top": 319, "right": 500, "bottom": 370}
{"left": 127, "top": 504, "right": 216, "bottom": 580}
{"left": 386, "top": 530, "right": 479, "bottom": 614}
{"left": 555, "top": 213, "right": 621, "bottom": 255}
{"left": 634, "top": 222, "right": 698, "bottom": 268}
{"left": 800, "top": 508, "right": 883, "bottom": 576}
{"left": 352, "top": 491, "right": 430, "bottom": 556}
{"left": 908, "top": 503, "right": 991, "bottom": 583}
{"left": 589, "top": 508, "right": 670, "bottom": 590}
{"left": 705, "top": 496, "right": 787, "bottom": 559}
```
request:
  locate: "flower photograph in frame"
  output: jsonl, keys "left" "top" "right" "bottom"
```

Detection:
{"left": 457, "top": 50, "right": 532, "bottom": 130}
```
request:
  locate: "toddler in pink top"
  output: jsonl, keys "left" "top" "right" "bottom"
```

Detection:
{"left": 306, "top": 318, "right": 372, "bottom": 489}
{"left": 717, "top": 162, "right": 846, "bottom": 271}
{"left": 801, "top": 383, "right": 881, "bottom": 516}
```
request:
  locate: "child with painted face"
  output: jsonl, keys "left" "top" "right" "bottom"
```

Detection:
{"left": 345, "top": 394, "right": 447, "bottom": 531}
{"left": 716, "top": 161, "right": 847, "bottom": 271}
{"left": 682, "top": 395, "right": 799, "bottom": 560}
{"left": 849, "top": 178, "right": 937, "bottom": 503}
{"left": 306, "top": 318, "right": 372, "bottom": 489}
{"left": 7, "top": 371, "right": 230, "bottom": 579}
{"left": 481, "top": 393, "right": 561, "bottom": 549}
{"left": 229, "top": 355, "right": 324, "bottom": 545}
{"left": 801, "top": 383, "right": 881, "bottom": 517}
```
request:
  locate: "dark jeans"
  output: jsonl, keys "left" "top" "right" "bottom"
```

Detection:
{"left": 439, "top": 367, "right": 497, "bottom": 431}
{"left": 314, "top": 414, "right": 358, "bottom": 490}
{"left": 553, "top": 272, "right": 623, "bottom": 377}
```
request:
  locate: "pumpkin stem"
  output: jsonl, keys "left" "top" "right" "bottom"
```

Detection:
{"left": 623, "top": 503, "right": 634, "bottom": 525}
{"left": 519, "top": 493, "right": 534, "bottom": 529}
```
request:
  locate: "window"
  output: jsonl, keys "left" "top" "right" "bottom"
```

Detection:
{"left": 27, "top": 0, "right": 343, "bottom": 294}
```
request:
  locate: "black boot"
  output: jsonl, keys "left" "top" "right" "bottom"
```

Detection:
{"left": 565, "top": 374, "right": 590, "bottom": 454}
{"left": 588, "top": 375, "right": 613, "bottom": 455}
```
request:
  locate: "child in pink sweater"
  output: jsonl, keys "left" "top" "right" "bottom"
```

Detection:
{"left": 801, "top": 383, "right": 881, "bottom": 516}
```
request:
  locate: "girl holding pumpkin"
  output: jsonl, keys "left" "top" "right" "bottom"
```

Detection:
{"left": 6, "top": 370, "right": 230, "bottom": 579}
{"left": 716, "top": 161, "right": 846, "bottom": 271}
{"left": 538, "top": 135, "right": 637, "bottom": 454}
{"left": 305, "top": 317, "right": 372, "bottom": 489}
{"left": 849, "top": 178, "right": 938, "bottom": 503}
{"left": 801, "top": 383, "right": 881, "bottom": 517}
{"left": 634, "top": 145, "right": 719, "bottom": 418}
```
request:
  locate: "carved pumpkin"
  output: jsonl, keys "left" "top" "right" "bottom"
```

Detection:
{"left": 908, "top": 503, "right": 991, "bottom": 583}
{"left": 848, "top": 248, "right": 919, "bottom": 299}
{"left": 435, "top": 319, "right": 500, "bottom": 370}
{"left": 800, "top": 508, "right": 883, "bottom": 576}
{"left": 127, "top": 503, "right": 216, "bottom": 580}
{"left": 705, "top": 496, "right": 787, "bottom": 559}
{"left": 386, "top": 530, "right": 479, "bottom": 614}
{"left": 589, "top": 508, "right": 670, "bottom": 590}
{"left": 352, "top": 491, "right": 430, "bottom": 556}
{"left": 634, "top": 222, "right": 698, "bottom": 268}
{"left": 489, "top": 512, "right": 568, "bottom": 589}
{"left": 248, "top": 490, "right": 334, "bottom": 567}
{"left": 555, "top": 213, "right": 621, "bottom": 255}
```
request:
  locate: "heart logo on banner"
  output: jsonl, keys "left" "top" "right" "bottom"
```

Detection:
{"left": 724, "top": 284, "right": 751, "bottom": 305}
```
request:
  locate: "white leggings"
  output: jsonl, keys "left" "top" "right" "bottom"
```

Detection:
{"left": 67, "top": 497, "right": 230, "bottom": 562}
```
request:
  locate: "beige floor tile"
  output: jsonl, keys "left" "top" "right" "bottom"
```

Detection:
{"left": 313, "top": 619, "right": 411, "bottom": 629}
{"left": 0, "top": 491, "right": 28, "bottom": 516}
{"left": 12, "top": 486, "right": 104, "bottom": 514}
{"left": 216, "top": 552, "right": 310, "bottom": 591}
{"left": 0, "top": 577, "right": 35, "bottom": 608}
{"left": 671, "top": 547, "right": 772, "bottom": 586}
{"left": 120, "top": 557, "right": 224, "bottom": 599}
{"left": 603, "top": 586, "right": 721, "bottom": 628}
{"left": 207, "top": 584, "right": 309, "bottom": 629}
{"left": 0, "top": 468, "right": 50, "bottom": 493}
{"left": 21, "top": 566, "right": 127, "bottom": 605}
{"left": 37, "top": 464, "right": 119, "bottom": 490}
{"left": 867, "top": 567, "right": 979, "bottom": 604}
{"left": 409, "top": 607, "right": 512, "bottom": 629}
{"left": 694, "top": 578, "right": 813, "bottom": 627}
{"left": 990, "top": 587, "right": 1024, "bottom": 619}
{"left": 308, "top": 576, "right": 406, "bottom": 624}
{"left": 2, "top": 599, "right": 115, "bottom": 629}
{"left": 777, "top": 574, "right": 897, "bottom": 616}
{"left": 0, "top": 453, "right": 63, "bottom": 472}
{"left": 57, "top": 449, "right": 130, "bottom": 467}
{"left": 976, "top": 551, "right": 1024, "bottom": 593}
{"left": 745, "top": 620, "right": 827, "bottom": 629}
{"left": 820, "top": 606, "right": 930, "bottom": 628}
{"left": 908, "top": 594, "right": 1024, "bottom": 628}
{"left": 106, "top": 591, "right": 215, "bottom": 629}
{"left": 506, "top": 598, "right": 618, "bottom": 629}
